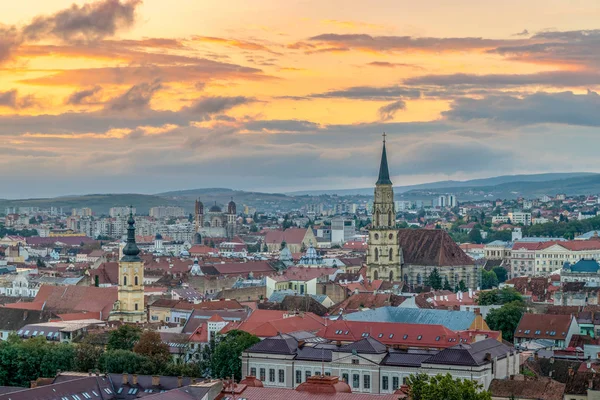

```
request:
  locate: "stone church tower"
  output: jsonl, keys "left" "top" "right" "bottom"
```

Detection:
{"left": 366, "top": 136, "right": 401, "bottom": 281}
{"left": 109, "top": 210, "right": 146, "bottom": 323}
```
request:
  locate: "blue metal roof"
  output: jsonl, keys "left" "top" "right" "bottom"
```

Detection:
{"left": 564, "top": 259, "right": 600, "bottom": 273}
{"left": 344, "top": 307, "right": 476, "bottom": 331}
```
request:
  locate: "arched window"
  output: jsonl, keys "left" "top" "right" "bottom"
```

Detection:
{"left": 375, "top": 211, "right": 380, "bottom": 227}
{"left": 388, "top": 211, "right": 392, "bottom": 226}
{"left": 134, "top": 276, "right": 139, "bottom": 286}
{"left": 389, "top": 271, "right": 394, "bottom": 282}
{"left": 135, "top": 303, "right": 138, "bottom": 311}
{"left": 417, "top": 273, "right": 422, "bottom": 285}
{"left": 375, "top": 248, "right": 379, "bottom": 261}
{"left": 373, "top": 270, "right": 379, "bottom": 280}
{"left": 389, "top": 248, "right": 393, "bottom": 261}
{"left": 123, "top": 276, "right": 127, "bottom": 286}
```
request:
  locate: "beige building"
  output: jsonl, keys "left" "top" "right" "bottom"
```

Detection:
{"left": 366, "top": 137, "right": 401, "bottom": 282}
{"left": 109, "top": 212, "right": 146, "bottom": 323}
{"left": 264, "top": 228, "right": 317, "bottom": 253}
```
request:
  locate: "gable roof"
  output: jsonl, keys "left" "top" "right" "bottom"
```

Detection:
{"left": 343, "top": 307, "right": 477, "bottom": 331}
{"left": 264, "top": 228, "right": 309, "bottom": 245}
{"left": 424, "top": 338, "right": 513, "bottom": 366}
{"left": 489, "top": 378, "right": 565, "bottom": 400}
{"left": 0, "top": 308, "right": 57, "bottom": 331}
{"left": 34, "top": 285, "right": 117, "bottom": 319}
{"left": 397, "top": 229, "right": 474, "bottom": 266}
{"left": 338, "top": 336, "right": 387, "bottom": 354}
{"left": 515, "top": 313, "right": 574, "bottom": 340}
{"left": 247, "top": 333, "right": 298, "bottom": 354}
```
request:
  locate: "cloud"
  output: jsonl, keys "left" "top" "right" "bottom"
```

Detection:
{"left": 513, "top": 29, "right": 529, "bottom": 37}
{"left": 378, "top": 100, "right": 406, "bottom": 121}
{"left": 22, "top": 0, "right": 141, "bottom": 42}
{"left": 193, "top": 36, "right": 280, "bottom": 54}
{"left": 65, "top": 86, "right": 103, "bottom": 105}
{"left": 0, "top": 26, "right": 22, "bottom": 63}
{"left": 182, "top": 96, "right": 255, "bottom": 116}
{"left": 306, "top": 33, "right": 523, "bottom": 53}
{"left": 244, "top": 120, "right": 320, "bottom": 133}
{"left": 0, "top": 90, "right": 37, "bottom": 109}
{"left": 104, "top": 80, "right": 163, "bottom": 112}
{"left": 309, "top": 85, "right": 421, "bottom": 100}
{"left": 443, "top": 90, "right": 600, "bottom": 127}
{"left": 366, "top": 61, "right": 422, "bottom": 69}
{"left": 404, "top": 71, "right": 600, "bottom": 88}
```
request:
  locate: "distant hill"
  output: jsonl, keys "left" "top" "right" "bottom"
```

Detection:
{"left": 404, "top": 174, "right": 600, "bottom": 200}
{"left": 287, "top": 172, "right": 597, "bottom": 196}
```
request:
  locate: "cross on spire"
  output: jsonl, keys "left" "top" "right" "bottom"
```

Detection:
{"left": 382, "top": 132, "right": 387, "bottom": 143}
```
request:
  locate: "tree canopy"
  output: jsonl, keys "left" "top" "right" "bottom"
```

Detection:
{"left": 481, "top": 270, "right": 499, "bottom": 290}
{"left": 426, "top": 268, "right": 443, "bottom": 290}
{"left": 485, "top": 301, "right": 525, "bottom": 343}
{"left": 107, "top": 325, "right": 142, "bottom": 351}
{"left": 407, "top": 373, "right": 491, "bottom": 400}
{"left": 477, "top": 287, "right": 523, "bottom": 306}
{"left": 208, "top": 330, "right": 260, "bottom": 381}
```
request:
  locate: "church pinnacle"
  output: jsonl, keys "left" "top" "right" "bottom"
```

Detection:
{"left": 121, "top": 207, "right": 140, "bottom": 262}
{"left": 376, "top": 133, "right": 392, "bottom": 185}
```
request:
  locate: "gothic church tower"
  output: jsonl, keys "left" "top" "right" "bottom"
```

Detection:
{"left": 366, "top": 135, "right": 401, "bottom": 281}
{"left": 109, "top": 210, "right": 146, "bottom": 323}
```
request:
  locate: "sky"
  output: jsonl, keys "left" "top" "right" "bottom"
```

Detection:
{"left": 2, "top": 0, "right": 600, "bottom": 198}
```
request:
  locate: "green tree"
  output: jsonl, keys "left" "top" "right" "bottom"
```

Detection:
{"left": 74, "top": 342, "right": 103, "bottom": 372}
{"left": 481, "top": 270, "right": 499, "bottom": 290}
{"left": 492, "top": 266, "right": 508, "bottom": 283}
{"left": 107, "top": 325, "right": 141, "bottom": 351}
{"left": 485, "top": 301, "right": 525, "bottom": 342}
{"left": 210, "top": 330, "right": 260, "bottom": 381}
{"left": 250, "top": 224, "right": 259, "bottom": 233}
{"left": 458, "top": 280, "right": 467, "bottom": 292}
{"left": 468, "top": 228, "right": 483, "bottom": 244}
{"left": 408, "top": 373, "right": 491, "bottom": 400}
{"left": 99, "top": 349, "right": 151, "bottom": 374}
{"left": 443, "top": 276, "right": 452, "bottom": 291}
{"left": 478, "top": 288, "right": 523, "bottom": 306}
{"left": 94, "top": 275, "right": 100, "bottom": 287}
{"left": 426, "top": 268, "right": 443, "bottom": 290}
{"left": 280, "top": 241, "right": 287, "bottom": 250}
{"left": 36, "top": 258, "right": 45, "bottom": 268}
{"left": 133, "top": 331, "right": 171, "bottom": 365}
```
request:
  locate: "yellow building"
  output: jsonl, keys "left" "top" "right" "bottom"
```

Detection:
{"left": 367, "top": 136, "right": 401, "bottom": 282}
{"left": 109, "top": 212, "right": 146, "bottom": 323}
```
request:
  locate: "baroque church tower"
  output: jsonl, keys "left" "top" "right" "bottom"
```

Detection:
{"left": 366, "top": 135, "right": 402, "bottom": 281}
{"left": 109, "top": 210, "right": 146, "bottom": 323}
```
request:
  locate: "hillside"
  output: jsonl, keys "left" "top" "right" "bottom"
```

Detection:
{"left": 405, "top": 174, "right": 600, "bottom": 200}
{"left": 288, "top": 172, "right": 596, "bottom": 196}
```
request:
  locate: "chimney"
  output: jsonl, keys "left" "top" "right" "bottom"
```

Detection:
{"left": 132, "top": 374, "right": 138, "bottom": 385}
{"left": 177, "top": 376, "right": 183, "bottom": 388}
{"left": 122, "top": 373, "right": 129, "bottom": 385}
{"left": 152, "top": 375, "right": 160, "bottom": 386}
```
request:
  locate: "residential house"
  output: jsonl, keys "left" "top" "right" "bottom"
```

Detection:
{"left": 514, "top": 314, "right": 579, "bottom": 348}
{"left": 266, "top": 266, "right": 339, "bottom": 298}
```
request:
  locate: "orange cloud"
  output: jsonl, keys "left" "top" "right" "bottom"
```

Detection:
{"left": 192, "top": 36, "right": 280, "bottom": 54}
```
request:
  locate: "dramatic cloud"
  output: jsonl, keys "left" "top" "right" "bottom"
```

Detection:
{"left": 378, "top": 100, "right": 406, "bottom": 121}
{"left": 182, "top": 96, "right": 255, "bottom": 116}
{"left": 104, "top": 80, "right": 163, "bottom": 112}
{"left": 65, "top": 86, "right": 103, "bottom": 105}
{"left": 0, "top": 90, "right": 37, "bottom": 109}
{"left": 310, "top": 85, "right": 421, "bottom": 100}
{"left": 0, "top": 26, "right": 21, "bottom": 63}
{"left": 305, "top": 33, "right": 523, "bottom": 53}
{"left": 22, "top": 0, "right": 141, "bottom": 42}
{"left": 444, "top": 90, "right": 600, "bottom": 127}
{"left": 366, "top": 61, "right": 422, "bottom": 69}
{"left": 404, "top": 71, "right": 600, "bottom": 88}
{"left": 244, "top": 120, "right": 320, "bottom": 133}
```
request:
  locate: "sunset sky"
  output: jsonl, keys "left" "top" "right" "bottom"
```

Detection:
{"left": 2, "top": 0, "right": 600, "bottom": 198}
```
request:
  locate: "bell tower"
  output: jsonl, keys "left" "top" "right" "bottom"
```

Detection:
{"left": 109, "top": 208, "right": 146, "bottom": 323}
{"left": 367, "top": 134, "right": 401, "bottom": 282}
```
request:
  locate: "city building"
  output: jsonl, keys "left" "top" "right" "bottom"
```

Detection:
{"left": 109, "top": 212, "right": 146, "bottom": 323}
{"left": 109, "top": 206, "right": 134, "bottom": 218}
{"left": 331, "top": 217, "right": 356, "bottom": 245}
{"left": 149, "top": 206, "right": 186, "bottom": 219}
{"left": 508, "top": 212, "right": 532, "bottom": 226}
{"left": 366, "top": 136, "right": 401, "bottom": 282}
{"left": 194, "top": 199, "right": 237, "bottom": 240}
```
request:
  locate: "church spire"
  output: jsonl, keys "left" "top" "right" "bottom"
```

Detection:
{"left": 121, "top": 207, "right": 140, "bottom": 262}
{"left": 376, "top": 133, "right": 392, "bottom": 185}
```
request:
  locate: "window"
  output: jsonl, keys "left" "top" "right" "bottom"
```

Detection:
{"left": 382, "top": 376, "right": 389, "bottom": 390}
{"left": 352, "top": 359, "right": 359, "bottom": 364}
{"left": 392, "top": 376, "right": 399, "bottom": 390}
{"left": 352, "top": 374, "right": 360, "bottom": 389}
{"left": 135, "top": 303, "right": 138, "bottom": 311}
{"left": 435, "top": 336, "right": 440, "bottom": 341}
{"left": 417, "top": 335, "right": 422, "bottom": 340}
{"left": 269, "top": 369, "right": 275, "bottom": 382}
{"left": 134, "top": 276, "right": 139, "bottom": 285}
{"left": 260, "top": 368, "right": 266, "bottom": 381}
{"left": 306, "top": 371, "right": 311, "bottom": 380}
{"left": 378, "top": 333, "right": 383, "bottom": 338}
{"left": 364, "top": 375, "right": 371, "bottom": 389}
{"left": 278, "top": 369, "right": 284, "bottom": 383}
{"left": 250, "top": 367, "right": 256, "bottom": 377}
{"left": 325, "top": 371, "right": 331, "bottom": 376}
{"left": 123, "top": 276, "right": 127, "bottom": 286}
{"left": 403, "top": 334, "right": 408, "bottom": 340}
{"left": 296, "top": 370, "right": 302, "bottom": 384}
{"left": 375, "top": 248, "right": 379, "bottom": 261}
{"left": 389, "top": 334, "right": 394, "bottom": 339}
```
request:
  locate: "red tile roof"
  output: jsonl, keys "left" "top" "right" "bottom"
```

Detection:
{"left": 330, "top": 293, "right": 406, "bottom": 314}
{"left": 223, "top": 310, "right": 326, "bottom": 337}
{"left": 219, "top": 385, "right": 403, "bottom": 399}
{"left": 211, "top": 261, "right": 276, "bottom": 276}
{"left": 397, "top": 229, "right": 473, "bottom": 266}
{"left": 269, "top": 266, "right": 338, "bottom": 282}
{"left": 317, "top": 320, "right": 463, "bottom": 348}
{"left": 26, "top": 236, "right": 97, "bottom": 247}
{"left": 34, "top": 285, "right": 117, "bottom": 319}
{"left": 264, "top": 228, "right": 310, "bottom": 245}
{"left": 515, "top": 313, "right": 575, "bottom": 341}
